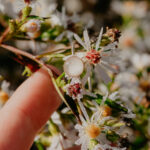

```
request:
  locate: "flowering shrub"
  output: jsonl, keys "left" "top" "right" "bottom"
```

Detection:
{"left": 0, "top": 0, "right": 150, "bottom": 150}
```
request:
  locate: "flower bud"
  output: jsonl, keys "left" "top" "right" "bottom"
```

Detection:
{"left": 22, "top": 5, "right": 32, "bottom": 20}
{"left": 9, "top": 20, "right": 16, "bottom": 33}
{"left": 24, "top": 19, "right": 41, "bottom": 33}
{"left": 64, "top": 56, "right": 84, "bottom": 77}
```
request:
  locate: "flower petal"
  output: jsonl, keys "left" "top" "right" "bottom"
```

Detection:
{"left": 95, "top": 64, "right": 112, "bottom": 84}
{"left": 83, "top": 29, "right": 91, "bottom": 51}
{"left": 74, "top": 33, "right": 87, "bottom": 50}
{"left": 96, "top": 28, "right": 103, "bottom": 51}
{"left": 101, "top": 61, "right": 118, "bottom": 73}
{"left": 82, "top": 63, "right": 92, "bottom": 86}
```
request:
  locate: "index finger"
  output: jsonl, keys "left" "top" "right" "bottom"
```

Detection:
{"left": 0, "top": 68, "right": 61, "bottom": 150}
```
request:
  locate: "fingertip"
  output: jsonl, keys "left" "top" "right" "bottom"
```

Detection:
{"left": 0, "top": 68, "right": 61, "bottom": 150}
{"left": 12, "top": 67, "right": 61, "bottom": 129}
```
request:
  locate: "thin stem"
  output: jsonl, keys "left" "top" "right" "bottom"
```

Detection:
{"left": 71, "top": 42, "right": 75, "bottom": 55}
{"left": 35, "top": 44, "right": 80, "bottom": 59}
{"left": 75, "top": 99, "right": 83, "bottom": 123}
{"left": 77, "top": 98, "right": 90, "bottom": 122}
{"left": 35, "top": 47, "right": 71, "bottom": 59}
{"left": 88, "top": 77, "right": 92, "bottom": 91}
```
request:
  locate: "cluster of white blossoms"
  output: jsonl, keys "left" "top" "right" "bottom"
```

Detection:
{"left": 63, "top": 28, "right": 119, "bottom": 101}
{"left": 61, "top": 29, "right": 134, "bottom": 150}
{"left": 0, "top": 0, "right": 143, "bottom": 150}
{"left": 74, "top": 93, "right": 129, "bottom": 150}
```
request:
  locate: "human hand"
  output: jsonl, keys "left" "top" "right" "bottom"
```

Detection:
{"left": 0, "top": 68, "right": 80, "bottom": 150}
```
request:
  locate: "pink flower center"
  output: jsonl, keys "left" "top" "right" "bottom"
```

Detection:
{"left": 86, "top": 49, "right": 101, "bottom": 64}
{"left": 68, "top": 83, "right": 81, "bottom": 97}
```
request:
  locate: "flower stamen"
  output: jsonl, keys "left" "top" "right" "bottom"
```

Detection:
{"left": 86, "top": 49, "right": 101, "bottom": 64}
{"left": 86, "top": 124, "right": 101, "bottom": 139}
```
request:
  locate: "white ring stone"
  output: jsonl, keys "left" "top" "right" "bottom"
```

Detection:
{"left": 64, "top": 56, "right": 84, "bottom": 77}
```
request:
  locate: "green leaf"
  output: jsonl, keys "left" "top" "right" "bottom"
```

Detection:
{"left": 106, "top": 130, "right": 120, "bottom": 142}
{"left": 93, "top": 94, "right": 128, "bottom": 113}
{"left": 22, "top": 66, "right": 32, "bottom": 77}
{"left": 105, "top": 99, "right": 128, "bottom": 113}
{"left": 35, "top": 141, "right": 45, "bottom": 150}
{"left": 56, "top": 72, "right": 65, "bottom": 88}
{"left": 48, "top": 119, "right": 59, "bottom": 135}
{"left": 22, "top": 6, "right": 32, "bottom": 20}
{"left": 27, "top": 15, "right": 48, "bottom": 21}
{"left": 47, "top": 54, "right": 65, "bottom": 62}
{"left": 9, "top": 20, "right": 16, "bottom": 33}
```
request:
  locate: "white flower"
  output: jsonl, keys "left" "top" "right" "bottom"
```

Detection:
{"left": 64, "top": 78, "right": 83, "bottom": 100}
{"left": 48, "top": 112, "right": 78, "bottom": 149}
{"left": 75, "top": 99, "right": 126, "bottom": 150}
{"left": 64, "top": 0, "right": 82, "bottom": 13}
{"left": 122, "top": 107, "right": 136, "bottom": 119}
{"left": 131, "top": 53, "right": 150, "bottom": 71}
{"left": 51, "top": 112, "right": 62, "bottom": 125}
{"left": 0, "top": 80, "right": 13, "bottom": 108}
{"left": 55, "top": 7, "right": 80, "bottom": 42}
{"left": 75, "top": 113, "right": 101, "bottom": 150}
{"left": 1, "top": 80, "right": 13, "bottom": 96}
{"left": 47, "top": 133, "right": 64, "bottom": 150}
{"left": 115, "top": 72, "right": 145, "bottom": 103}
{"left": 92, "top": 92, "right": 113, "bottom": 119}
{"left": 24, "top": 19, "right": 41, "bottom": 32}
{"left": 23, "top": 19, "right": 42, "bottom": 38}
{"left": 119, "top": 26, "right": 144, "bottom": 50}
{"left": 115, "top": 72, "right": 138, "bottom": 87}
{"left": 93, "top": 91, "right": 135, "bottom": 120}
{"left": 16, "top": 0, "right": 41, "bottom": 15}
{"left": 0, "top": 2, "right": 4, "bottom": 12}
{"left": 47, "top": 129, "right": 78, "bottom": 150}
{"left": 0, "top": 0, "right": 56, "bottom": 18}
{"left": 64, "top": 78, "right": 96, "bottom": 100}
{"left": 74, "top": 29, "right": 119, "bottom": 84}
{"left": 63, "top": 45, "right": 96, "bottom": 99}
{"left": 0, "top": 0, "right": 41, "bottom": 18}
{"left": 50, "top": 14, "right": 62, "bottom": 27}
{"left": 111, "top": 1, "right": 147, "bottom": 18}
{"left": 34, "top": 0, "right": 57, "bottom": 17}
{"left": 75, "top": 100, "right": 113, "bottom": 150}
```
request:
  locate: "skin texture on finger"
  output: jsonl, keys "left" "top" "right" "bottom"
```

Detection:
{"left": 0, "top": 68, "right": 61, "bottom": 150}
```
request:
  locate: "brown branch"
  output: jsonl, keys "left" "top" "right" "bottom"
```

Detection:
{"left": 0, "top": 27, "right": 10, "bottom": 44}
{"left": 1, "top": 44, "right": 40, "bottom": 64}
